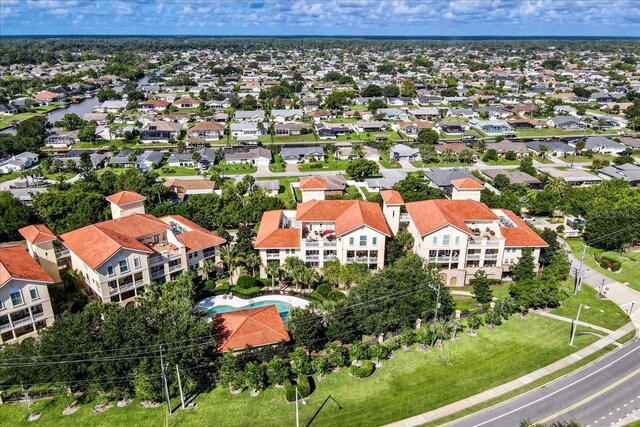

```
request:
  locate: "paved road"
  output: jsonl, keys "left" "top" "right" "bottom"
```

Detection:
{"left": 446, "top": 338, "right": 640, "bottom": 427}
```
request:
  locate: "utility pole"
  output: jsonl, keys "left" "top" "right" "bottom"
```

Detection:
{"left": 574, "top": 245, "right": 587, "bottom": 295}
{"left": 430, "top": 282, "right": 441, "bottom": 348}
{"left": 570, "top": 303, "right": 583, "bottom": 346}
{"left": 175, "top": 365, "right": 185, "bottom": 409}
{"left": 629, "top": 302, "right": 635, "bottom": 317}
{"left": 295, "top": 387, "right": 301, "bottom": 427}
{"left": 159, "top": 345, "right": 171, "bottom": 415}
{"left": 599, "top": 278, "right": 605, "bottom": 297}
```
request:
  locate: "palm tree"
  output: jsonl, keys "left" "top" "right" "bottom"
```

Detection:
{"left": 442, "top": 148, "right": 457, "bottom": 163}
{"left": 352, "top": 144, "right": 365, "bottom": 159}
{"left": 545, "top": 177, "right": 568, "bottom": 198}
{"left": 220, "top": 245, "right": 245, "bottom": 285}
{"left": 200, "top": 259, "right": 217, "bottom": 280}
{"left": 244, "top": 252, "right": 261, "bottom": 277}
{"left": 475, "top": 140, "right": 487, "bottom": 153}
{"left": 265, "top": 262, "right": 281, "bottom": 289}
{"left": 575, "top": 140, "right": 586, "bottom": 155}
{"left": 538, "top": 145, "right": 550, "bottom": 159}
{"left": 284, "top": 256, "right": 305, "bottom": 291}
{"left": 192, "top": 151, "right": 202, "bottom": 168}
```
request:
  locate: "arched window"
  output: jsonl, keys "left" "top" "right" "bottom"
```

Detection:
{"left": 29, "top": 286, "right": 40, "bottom": 301}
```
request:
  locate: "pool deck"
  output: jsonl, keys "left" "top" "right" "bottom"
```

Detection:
{"left": 196, "top": 294, "right": 310, "bottom": 312}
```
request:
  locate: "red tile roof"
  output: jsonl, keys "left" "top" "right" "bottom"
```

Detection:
{"left": 296, "top": 200, "right": 391, "bottom": 237}
{"left": 97, "top": 214, "right": 170, "bottom": 238}
{"left": 451, "top": 178, "right": 484, "bottom": 190}
{"left": 19, "top": 224, "right": 57, "bottom": 244}
{"left": 216, "top": 305, "right": 290, "bottom": 351}
{"left": 299, "top": 177, "right": 329, "bottom": 190}
{"left": 381, "top": 190, "right": 404, "bottom": 205}
{"left": 105, "top": 191, "right": 146, "bottom": 206}
{"left": 190, "top": 121, "right": 225, "bottom": 131}
{"left": 405, "top": 199, "right": 497, "bottom": 236}
{"left": 0, "top": 245, "right": 54, "bottom": 287}
{"left": 34, "top": 90, "right": 60, "bottom": 100}
{"left": 499, "top": 210, "right": 549, "bottom": 248}
{"left": 255, "top": 210, "right": 301, "bottom": 249}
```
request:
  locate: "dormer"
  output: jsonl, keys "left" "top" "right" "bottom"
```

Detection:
{"left": 451, "top": 178, "right": 483, "bottom": 202}
{"left": 106, "top": 191, "right": 146, "bottom": 219}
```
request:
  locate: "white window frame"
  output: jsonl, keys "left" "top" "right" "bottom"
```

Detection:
{"left": 10, "top": 289, "right": 24, "bottom": 307}
{"left": 432, "top": 236, "right": 437, "bottom": 245}
{"left": 133, "top": 256, "right": 141, "bottom": 269}
{"left": 455, "top": 236, "right": 460, "bottom": 245}
{"left": 359, "top": 236, "right": 367, "bottom": 246}
{"left": 29, "top": 286, "right": 40, "bottom": 301}
{"left": 107, "top": 265, "right": 115, "bottom": 276}
{"left": 443, "top": 235, "right": 450, "bottom": 245}
{"left": 119, "top": 259, "right": 129, "bottom": 274}
{"left": 372, "top": 236, "right": 377, "bottom": 246}
{"left": 349, "top": 237, "right": 355, "bottom": 246}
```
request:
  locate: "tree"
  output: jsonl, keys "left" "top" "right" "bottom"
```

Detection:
{"left": 265, "top": 262, "right": 281, "bottom": 289}
{"left": 466, "top": 314, "right": 484, "bottom": 335}
{"left": 200, "top": 259, "right": 217, "bottom": 280}
{"left": 471, "top": 270, "right": 493, "bottom": 304}
{"left": 519, "top": 156, "right": 537, "bottom": 176}
{"left": 286, "top": 308, "right": 326, "bottom": 351}
{"left": 381, "top": 85, "right": 400, "bottom": 98}
{"left": 416, "top": 128, "right": 439, "bottom": 145}
{"left": 289, "top": 347, "right": 313, "bottom": 375}
{"left": 367, "top": 98, "right": 386, "bottom": 113}
{"left": 0, "top": 191, "right": 35, "bottom": 242}
{"left": 442, "top": 148, "right": 457, "bottom": 163}
{"left": 243, "top": 361, "right": 266, "bottom": 393}
{"left": 312, "top": 355, "right": 331, "bottom": 380}
{"left": 266, "top": 356, "right": 289, "bottom": 387}
{"left": 192, "top": 151, "right": 202, "bottom": 166}
{"left": 324, "top": 89, "right": 353, "bottom": 111}
{"left": 220, "top": 244, "right": 245, "bottom": 285}
{"left": 400, "top": 78, "right": 417, "bottom": 97}
{"left": 385, "top": 229, "right": 415, "bottom": 265}
{"left": 284, "top": 256, "right": 306, "bottom": 291}
{"left": 345, "top": 159, "right": 379, "bottom": 181}
{"left": 492, "top": 174, "right": 511, "bottom": 190}
{"left": 361, "top": 84, "right": 382, "bottom": 97}
{"left": 482, "top": 149, "right": 499, "bottom": 162}
{"left": 243, "top": 252, "right": 261, "bottom": 276}
{"left": 419, "top": 144, "right": 438, "bottom": 164}
{"left": 57, "top": 113, "right": 85, "bottom": 131}
{"left": 511, "top": 248, "right": 536, "bottom": 282}
{"left": 78, "top": 124, "right": 97, "bottom": 142}
{"left": 459, "top": 148, "right": 475, "bottom": 164}
{"left": 393, "top": 173, "right": 446, "bottom": 202}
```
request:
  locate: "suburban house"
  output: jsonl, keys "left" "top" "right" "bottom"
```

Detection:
{"left": 377, "top": 108, "right": 408, "bottom": 120}
{"left": 55, "top": 191, "right": 225, "bottom": 304}
{"left": 55, "top": 150, "right": 107, "bottom": 171}
{"left": 140, "top": 121, "right": 183, "bottom": 143}
{"left": 224, "top": 147, "right": 272, "bottom": 166}
{"left": 235, "top": 110, "right": 265, "bottom": 122}
{"left": 390, "top": 143, "right": 420, "bottom": 161}
{"left": 436, "top": 121, "right": 468, "bottom": 134}
{"left": 230, "top": 123, "right": 261, "bottom": 142}
{"left": 525, "top": 140, "right": 575, "bottom": 157}
{"left": 0, "top": 103, "right": 18, "bottom": 115}
{"left": 0, "top": 152, "right": 39, "bottom": 174}
{"left": 271, "top": 109, "right": 303, "bottom": 122}
{"left": 396, "top": 121, "right": 432, "bottom": 138}
{"left": 380, "top": 187, "right": 547, "bottom": 286}
{"left": 355, "top": 121, "right": 386, "bottom": 132}
{"left": 546, "top": 116, "right": 587, "bottom": 130}
{"left": 164, "top": 178, "right": 216, "bottom": 201}
{"left": 333, "top": 142, "right": 380, "bottom": 161}
{"left": 0, "top": 245, "right": 55, "bottom": 344}
{"left": 538, "top": 167, "right": 603, "bottom": 186}
{"left": 108, "top": 149, "right": 163, "bottom": 171}
{"left": 33, "top": 90, "right": 65, "bottom": 103}
{"left": 214, "top": 306, "right": 290, "bottom": 352}
{"left": 173, "top": 97, "right": 200, "bottom": 109}
{"left": 316, "top": 122, "right": 352, "bottom": 139}
{"left": 507, "top": 118, "right": 546, "bottom": 129}
{"left": 99, "top": 100, "right": 131, "bottom": 113}
{"left": 298, "top": 176, "right": 347, "bottom": 202}
{"left": 468, "top": 119, "right": 514, "bottom": 136}
{"left": 596, "top": 163, "right": 640, "bottom": 186}
{"left": 489, "top": 140, "right": 529, "bottom": 156}
{"left": 280, "top": 146, "right": 325, "bottom": 164}
{"left": 255, "top": 179, "right": 280, "bottom": 197}
{"left": 481, "top": 169, "right": 544, "bottom": 189}
{"left": 188, "top": 121, "right": 225, "bottom": 140}
{"left": 274, "top": 122, "right": 311, "bottom": 136}
{"left": 137, "top": 100, "right": 170, "bottom": 112}
{"left": 409, "top": 107, "right": 440, "bottom": 119}
{"left": 255, "top": 199, "right": 391, "bottom": 274}
{"left": 44, "top": 130, "right": 79, "bottom": 148}
{"left": 571, "top": 136, "right": 626, "bottom": 155}
{"left": 424, "top": 168, "right": 483, "bottom": 195}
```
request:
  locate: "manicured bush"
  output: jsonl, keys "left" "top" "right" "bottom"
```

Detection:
{"left": 308, "top": 162, "right": 324, "bottom": 169}
{"left": 296, "top": 375, "right": 312, "bottom": 398}
{"left": 316, "top": 283, "right": 332, "bottom": 298}
{"left": 350, "top": 360, "right": 375, "bottom": 378}
{"left": 594, "top": 252, "right": 603, "bottom": 262}
{"left": 327, "top": 290, "right": 346, "bottom": 301}
{"left": 308, "top": 292, "right": 327, "bottom": 303}
{"left": 284, "top": 379, "right": 295, "bottom": 402}
{"left": 232, "top": 286, "right": 262, "bottom": 298}
{"left": 213, "top": 283, "right": 231, "bottom": 295}
{"left": 236, "top": 275, "right": 257, "bottom": 289}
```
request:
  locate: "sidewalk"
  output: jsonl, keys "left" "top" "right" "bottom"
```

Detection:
{"left": 385, "top": 322, "right": 636, "bottom": 427}
{"left": 534, "top": 310, "right": 614, "bottom": 335}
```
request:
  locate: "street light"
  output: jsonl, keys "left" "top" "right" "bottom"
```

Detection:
{"left": 295, "top": 387, "right": 306, "bottom": 427}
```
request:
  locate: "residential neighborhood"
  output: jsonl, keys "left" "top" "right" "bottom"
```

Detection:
{"left": 0, "top": 26, "right": 639, "bottom": 427}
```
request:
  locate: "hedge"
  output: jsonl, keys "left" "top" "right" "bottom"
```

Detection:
{"left": 213, "top": 283, "right": 231, "bottom": 295}
{"left": 284, "top": 376, "right": 312, "bottom": 402}
{"left": 600, "top": 255, "right": 622, "bottom": 271}
{"left": 236, "top": 275, "right": 257, "bottom": 289}
{"left": 327, "top": 290, "right": 346, "bottom": 301}
{"left": 350, "top": 360, "right": 375, "bottom": 378}
{"left": 232, "top": 286, "right": 262, "bottom": 298}
{"left": 315, "top": 284, "right": 332, "bottom": 298}
{"left": 308, "top": 292, "right": 327, "bottom": 303}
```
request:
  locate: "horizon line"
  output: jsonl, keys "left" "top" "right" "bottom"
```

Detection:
{"left": 1, "top": 34, "right": 639, "bottom": 39}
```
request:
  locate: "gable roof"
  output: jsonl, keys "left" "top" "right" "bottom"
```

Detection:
{"left": 19, "top": 224, "right": 57, "bottom": 244}
{"left": 451, "top": 177, "right": 484, "bottom": 190}
{"left": 380, "top": 190, "right": 404, "bottom": 205}
{"left": 405, "top": 199, "right": 498, "bottom": 236}
{"left": 0, "top": 245, "right": 54, "bottom": 287}
{"left": 255, "top": 210, "right": 301, "bottom": 249}
{"left": 498, "top": 210, "right": 548, "bottom": 248}
{"left": 105, "top": 191, "right": 146, "bottom": 206}
{"left": 299, "top": 177, "right": 329, "bottom": 190}
{"left": 216, "top": 305, "right": 290, "bottom": 351}
{"left": 296, "top": 200, "right": 391, "bottom": 237}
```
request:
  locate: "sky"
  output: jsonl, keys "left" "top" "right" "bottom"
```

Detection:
{"left": 1, "top": 0, "right": 639, "bottom": 37}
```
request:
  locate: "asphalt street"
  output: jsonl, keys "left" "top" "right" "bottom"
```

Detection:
{"left": 446, "top": 338, "right": 640, "bottom": 427}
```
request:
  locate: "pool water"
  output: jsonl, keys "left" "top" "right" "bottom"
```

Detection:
{"left": 207, "top": 300, "right": 294, "bottom": 320}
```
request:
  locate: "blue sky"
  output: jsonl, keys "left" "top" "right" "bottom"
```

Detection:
{"left": 1, "top": 0, "right": 639, "bottom": 36}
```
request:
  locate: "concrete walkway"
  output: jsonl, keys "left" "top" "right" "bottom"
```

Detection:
{"left": 385, "top": 322, "right": 636, "bottom": 427}
{"left": 533, "top": 310, "right": 614, "bottom": 335}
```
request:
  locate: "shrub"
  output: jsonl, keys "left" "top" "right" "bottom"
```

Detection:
{"left": 316, "top": 283, "right": 332, "bottom": 298}
{"left": 236, "top": 275, "right": 257, "bottom": 289}
{"left": 213, "top": 283, "right": 231, "bottom": 295}
{"left": 308, "top": 291, "right": 327, "bottom": 303}
{"left": 308, "top": 162, "right": 324, "bottom": 169}
{"left": 284, "top": 379, "right": 296, "bottom": 402}
{"left": 350, "top": 360, "right": 375, "bottom": 378}
{"left": 600, "top": 259, "right": 610, "bottom": 269}
{"left": 327, "top": 290, "right": 346, "bottom": 301}
{"left": 594, "top": 252, "right": 603, "bottom": 262}
{"left": 610, "top": 262, "right": 621, "bottom": 272}
{"left": 296, "top": 375, "right": 312, "bottom": 398}
{"left": 232, "top": 286, "right": 262, "bottom": 298}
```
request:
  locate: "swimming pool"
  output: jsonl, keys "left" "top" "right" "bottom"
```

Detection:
{"left": 207, "top": 300, "right": 294, "bottom": 320}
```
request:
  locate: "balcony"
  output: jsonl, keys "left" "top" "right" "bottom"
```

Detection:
{"left": 169, "top": 263, "right": 183, "bottom": 273}
{"left": 32, "top": 312, "right": 45, "bottom": 321}
{"left": 11, "top": 317, "right": 32, "bottom": 328}
{"left": 149, "top": 254, "right": 165, "bottom": 266}
{"left": 151, "top": 269, "right": 165, "bottom": 280}
{"left": 467, "top": 254, "right": 481, "bottom": 260}
{"left": 468, "top": 238, "right": 500, "bottom": 247}
{"left": 399, "top": 213, "right": 411, "bottom": 222}
{"left": 266, "top": 253, "right": 280, "bottom": 260}
{"left": 484, "top": 254, "right": 499, "bottom": 260}
{"left": 347, "top": 257, "right": 378, "bottom": 263}
{"left": 54, "top": 247, "right": 70, "bottom": 258}
{"left": 323, "top": 255, "right": 338, "bottom": 261}
{"left": 305, "top": 255, "right": 320, "bottom": 261}
{"left": 0, "top": 323, "right": 12, "bottom": 332}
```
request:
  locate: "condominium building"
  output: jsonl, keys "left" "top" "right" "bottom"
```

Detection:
{"left": 28, "top": 191, "right": 225, "bottom": 305}
{"left": 381, "top": 180, "right": 547, "bottom": 286}
{"left": 255, "top": 199, "right": 391, "bottom": 275}
{"left": 0, "top": 245, "right": 55, "bottom": 344}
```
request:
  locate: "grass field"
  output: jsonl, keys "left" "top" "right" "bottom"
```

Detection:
{"left": 1, "top": 315, "right": 597, "bottom": 427}
{"left": 411, "top": 159, "right": 468, "bottom": 168}
{"left": 157, "top": 166, "right": 199, "bottom": 176}
{"left": 298, "top": 159, "right": 350, "bottom": 172}
{"left": 480, "top": 157, "right": 520, "bottom": 166}
{"left": 0, "top": 172, "right": 21, "bottom": 183}
{"left": 258, "top": 133, "right": 317, "bottom": 144}
{"left": 379, "top": 151, "right": 401, "bottom": 169}
{"left": 218, "top": 162, "right": 257, "bottom": 175}
{"left": 566, "top": 238, "right": 640, "bottom": 292}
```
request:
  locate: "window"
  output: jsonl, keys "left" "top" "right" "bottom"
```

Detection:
{"left": 372, "top": 237, "right": 377, "bottom": 246}
{"left": 443, "top": 235, "right": 450, "bottom": 245}
{"left": 0, "top": 298, "right": 3, "bottom": 310}
{"left": 29, "top": 287, "right": 39, "bottom": 301}
{"left": 10, "top": 289, "right": 23, "bottom": 307}
{"left": 359, "top": 236, "right": 367, "bottom": 246}
{"left": 133, "top": 256, "right": 141, "bottom": 269}
{"left": 349, "top": 237, "right": 355, "bottom": 246}
{"left": 119, "top": 259, "right": 129, "bottom": 273}
{"left": 455, "top": 236, "right": 460, "bottom": 245}
{"left": 107, "top": 265, "right": 115, "bottom": 276}
{"left": 432, "top": 236, "right": 438, "bottom": 245}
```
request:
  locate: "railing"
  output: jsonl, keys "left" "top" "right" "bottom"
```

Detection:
{"left": 305, "top": 241, "right": 320, "bottom": 247}
{"left": 54, "top": 248, "right": 70, "bottom": 258}
{"left": 468, "top": 239, "right": 500, "bottom": 247}
{"left": 0, "top": 323, "right": 12, "bottom": 332}
{"left": 347, "top": 257, "right": 378, "bottom": 263}
{"left": 151, "top": 269, "right": 165, "bottom": 279}
{"left": 149, "top": 255, "right": 165, "bottom": 266}
{"left": 466, "top": 254, "right": 481, "bottom": 260}
{"left": 118, "top": 281, "right": 135, "bottom": 293}
{"left": 169, "top": 264, "right": 182, "bottom": 272}
{"left": 323, "top": 255, "right": 338, "bottom": 261}
{"left": 304, "top": 240, "right": 337, "bottom": 247}
{"left": 203, "top": 250, "right": 216, "bottom": 259}
{"left": 399, "top": 213, "right": 411, "bottom": 221}
{"left": 266, "top": 253, "right": 280, "bottom": 259}
{"left": 305, "top": 255, "right": 320, "bottom": 261}
{"left": 484, "top": 254, "right": 499, "bottom": 260}
{"left": 32, "top": 312, "right": 45, "bottom": 320}
{"left": 167, "top": 250, "right": 182, "bottom": 260}
{"left": 11, "top": 317, "right": 32, "bottom": 328}
{"left": 135, "top": 279, "right": 144, "bottom": 286}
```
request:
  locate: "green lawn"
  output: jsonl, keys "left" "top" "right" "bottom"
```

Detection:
{"left": 532, "top": 155, "right": 554, "bottom": 164}
{"left": 258, "top": 133, "right": 317, "bottom": 144}
{"left": 0, "top": 112, "right": 38, "bottom": 128}
{"left": 481, "top": 157, "right": 521, "bottom": 166}
{"left": 0, "top": 172, "right": 21, "bottom": 183}
{"left": 298, "top": 159, "right": 350, "bottom": 172}
{"left": 551, "top": 279, "right": 630, "bottom": 331}
{"left": 411, "top": 159, "right": 469, "bottom": 168}
{"left": 566, "top": 238, "right": 640, "bottom": 292}
{"left": 0, "top": 315, "right": 597, "bottom": 427}
{"left": 356, "top": 130, "right": 406, "bottom": 142}
{"left": 257, "top": 176, "right": 299, "bottom": 207}
{"left": 556, "top": 153, "right": 615, "bottom": 164}
{"left": 157, "top": 166, "right": 199, "bottom": 176}
{"left": 345, "top": 185, "right": 363, "bottom": 200}
{"left": 379, "top": 152, "right": 401, "bottom": 169}
{"left": 360, "top": 186, "right": 379, "bottom": 201}
{"left": 218, "top": 162, "right": 257, "bottom": 175}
